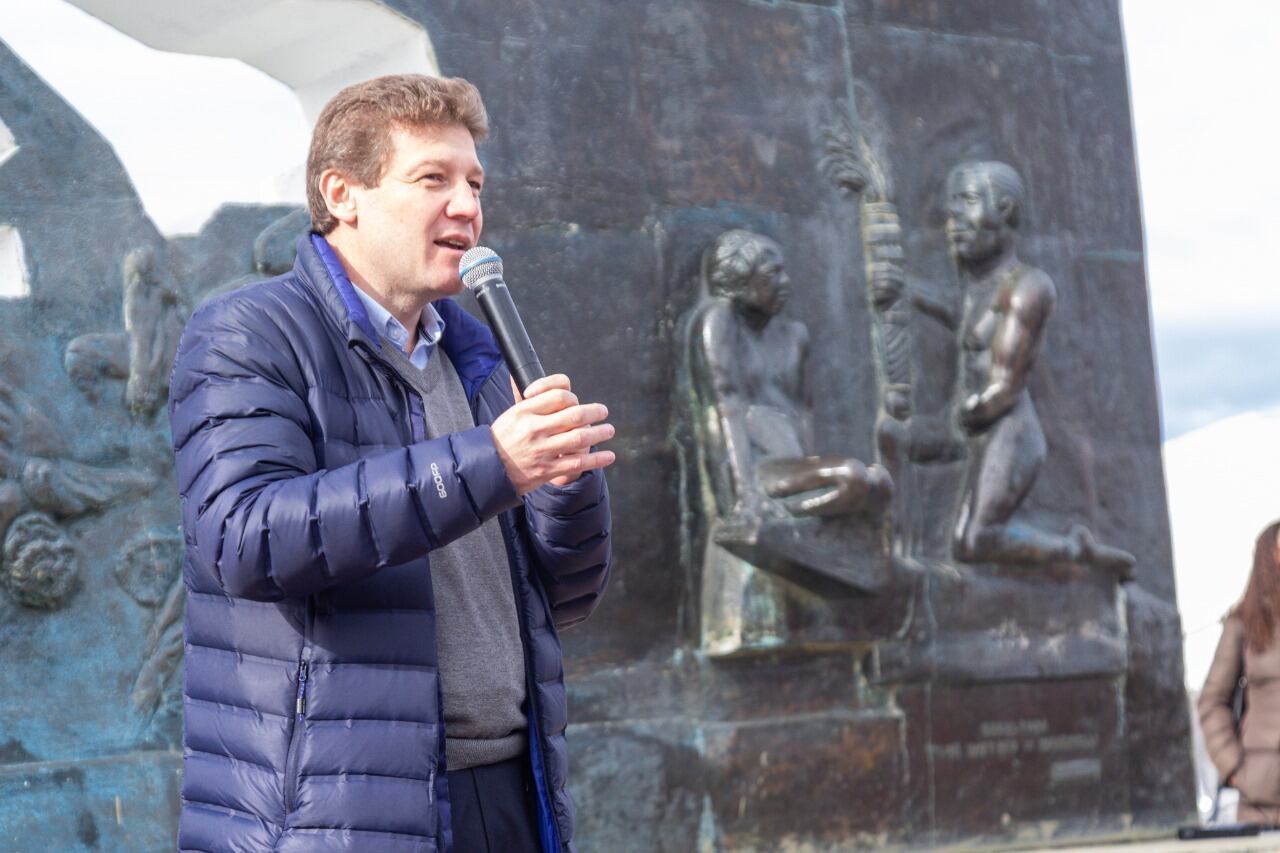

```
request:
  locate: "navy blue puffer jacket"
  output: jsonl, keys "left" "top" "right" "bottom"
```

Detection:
{"left": 168, "top": 236, "right": 610, "bottom": 853}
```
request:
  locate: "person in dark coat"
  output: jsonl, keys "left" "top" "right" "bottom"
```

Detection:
{"left": 1200, "top": 520, "right": 1280, "bottom": 825}
{"left": 168, "top": 74, "right": 614, "bottom": 853}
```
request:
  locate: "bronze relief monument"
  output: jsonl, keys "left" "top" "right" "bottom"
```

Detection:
{"left": 677, "top": 158, "right": 1138, "bottom": 654}
{"left": 0, "top": 3, "right": 1192, "bottom": 849}
{"left": 667, "top": 58, "right": 1181, "bottom": 840}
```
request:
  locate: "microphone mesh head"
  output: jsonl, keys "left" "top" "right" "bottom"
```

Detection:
{"left": 460, "top": 246, "right": 503, "bottom": 290}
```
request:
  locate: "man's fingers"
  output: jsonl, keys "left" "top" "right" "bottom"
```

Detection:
{"left": 543, "top": 402, "right": 608, "bottom": 434}
{"left": 547, "top": 423, "right": 615, "bottom": 456}
{"left": 548, "top": 449, "right": 616, "bottom": 479}
{"left": 521, "top": 373, "right": 571, "bottom": 399}
{"left": 518, "top": 387, "right": 579, "bottom": 416}
{"left": 510, "top": 374, "right": 571, "bottom": 403}
{"left": 491, "top": 373, "right": 614, "bottom": 494}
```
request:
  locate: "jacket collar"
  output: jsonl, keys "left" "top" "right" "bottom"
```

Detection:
{"left": 293, "top": 234, "right": 504, "bottom": 401}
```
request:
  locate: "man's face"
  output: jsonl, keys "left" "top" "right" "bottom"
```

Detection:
{"left": 346, "top": 122, "right": 484, "bottom": 300}
{"left": 740, "top": 245, "right": 791, "bottom": 317}
{"left": 944, "top": 168, "right": 1003, "bottom": 265}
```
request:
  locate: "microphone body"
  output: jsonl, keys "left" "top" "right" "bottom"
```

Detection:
{"left": 459, "top": 248, "right": 546, "bottom": 393}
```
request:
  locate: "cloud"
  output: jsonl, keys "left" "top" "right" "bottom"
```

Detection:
{"left": 1125, "top": 0, "right": 1280, "bottom": 329}
{"left": 1157, "top": 322, "right": 1280, "bottom": 439}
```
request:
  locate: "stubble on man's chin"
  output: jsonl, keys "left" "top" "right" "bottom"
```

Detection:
{"left": 432, "top": 276, "right": 465, "bottom": 300}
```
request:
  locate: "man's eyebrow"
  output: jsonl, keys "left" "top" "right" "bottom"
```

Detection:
{"left": 404, "top": 157, "right": 485, "bottom": 178}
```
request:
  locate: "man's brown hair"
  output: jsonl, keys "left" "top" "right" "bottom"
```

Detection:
{"left": 306, "top": 74, "right": 489, "bottom": 234}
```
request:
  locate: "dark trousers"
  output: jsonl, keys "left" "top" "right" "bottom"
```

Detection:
{"left": 447, "top": 755, "right": 541, "bottom": 852}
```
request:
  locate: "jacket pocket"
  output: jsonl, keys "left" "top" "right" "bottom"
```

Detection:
{"left": 1235, "top": 750, "right": 1280, "bottom": 808}
{"left": 282, "top": 658, "right": 309, "bottom": 814}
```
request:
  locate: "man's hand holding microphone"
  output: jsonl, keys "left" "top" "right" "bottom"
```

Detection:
{"left": 460, "top": 247, "right": 616, "bottom": 495}
{"left": 492, "top": 374, "right": 614, "bottom": 493}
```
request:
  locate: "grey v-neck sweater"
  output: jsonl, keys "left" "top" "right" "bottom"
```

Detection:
{"left": 380, "top": 339, "right": 527, "bottom": 770}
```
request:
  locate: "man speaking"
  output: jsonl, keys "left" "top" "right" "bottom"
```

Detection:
{"left": 168, "top": 75, "right": 614, "bottom": 853}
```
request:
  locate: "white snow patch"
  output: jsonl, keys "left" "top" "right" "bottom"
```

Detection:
{"left": 0, "top": 115, "right": 16, "bottom": 168}
{"left": 1165, "top": 406, "right": 1280, "bottom": 690}
{"left": 0, "top": 225, "right": 31, "bottom": 299}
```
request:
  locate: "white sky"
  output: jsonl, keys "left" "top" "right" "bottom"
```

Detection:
{"left": 0, "top": 1, "right": 1275, "bottom": 688}
{"left": 1123, "top": 0, "right": 1280, "bottom": 440}
{"left": 1124, "top": 0, "right": 1280, "bottom": 688}
{"left": 0, "top": 0, "right": 307, "bottom": 235}
{"left": 1124, "top": 0, "right": 1280, "bottom": 330}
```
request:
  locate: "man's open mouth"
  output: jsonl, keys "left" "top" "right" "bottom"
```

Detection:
{"left": 436, "top": 238, "right": 469, "bottom": 250}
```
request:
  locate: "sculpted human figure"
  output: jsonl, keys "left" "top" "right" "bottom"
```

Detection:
{"left": 684, "top": 229, "right": 891, "bottom": 653}
{"left": 945, "top": 161, "right": 1133, "bottom": 576}
{"left": 688, "top": 229, "right": 891, "bottom": 527}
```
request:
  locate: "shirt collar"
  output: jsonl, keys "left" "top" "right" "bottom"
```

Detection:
{"left": 316, "top": 236, "right": 446, "bottom": 369}
{"left": 352, "top": 287, "right": 446, "bottom": 369}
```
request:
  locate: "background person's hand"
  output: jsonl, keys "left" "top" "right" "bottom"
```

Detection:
{"left": 491, "top": 374, "right": 615, "bottom": 495}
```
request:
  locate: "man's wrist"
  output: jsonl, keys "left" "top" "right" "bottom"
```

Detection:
{"left": 455, "top": 424, "right": 522, "bottom": 512}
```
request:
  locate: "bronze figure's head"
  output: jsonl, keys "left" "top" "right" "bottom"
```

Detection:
{"left": 702, "top": 229, "right": 791, "bottom": 319}
{"left": 944, "top": 160, "right": 1025, "bottom": 266}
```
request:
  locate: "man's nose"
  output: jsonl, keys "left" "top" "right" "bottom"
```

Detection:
{"left": 447, "top": 181, "right": 480, "bottom": 219}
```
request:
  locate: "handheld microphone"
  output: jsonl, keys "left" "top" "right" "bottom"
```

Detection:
{"left": 459, "top": 247, "right": 546, "bottom": 393}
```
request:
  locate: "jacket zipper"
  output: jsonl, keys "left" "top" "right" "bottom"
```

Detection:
{"left": 295, "top": 660, "right": 310, "bottom": 719}
{"left": 455, "top": 369, "right": 560, "bottom": 849}
{"left": 381, "top": 364, "right": 544, "bottom": 839}
{"left": 498, "top": 501, "right": 563, "bottom": 853}
{"left": 282, "top": 656, "right": 308, "bottom": 814}
{"left": 360, "top": 340, "right": 439, "bottom": 813}
{"left": 283, "top": 590, "right": 314, "bottom": 816}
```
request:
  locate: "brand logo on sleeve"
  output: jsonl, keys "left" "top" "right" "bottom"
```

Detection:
{"left": 430, "top": 462, "right": 448, "bottom": 498}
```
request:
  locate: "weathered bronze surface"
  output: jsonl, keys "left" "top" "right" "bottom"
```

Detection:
{"left": 0, "top": 1, "right": 1191, "bottom": 848}
{"left": 0, "top": 41, "right": 306, "bottom": 843}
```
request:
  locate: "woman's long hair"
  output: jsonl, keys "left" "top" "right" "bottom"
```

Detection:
{"left": 1237, "top": 520, "right": 1280, "bottom": 653}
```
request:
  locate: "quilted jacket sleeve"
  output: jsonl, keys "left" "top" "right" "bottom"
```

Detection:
{"left": 169, "top": 296, "right": 520, "bottom": 602}
{"left": 522, "top": 469, "right": 612, "bottom": 629}
{"left": 1198, "top": 615, "right": 1245, "bottom": 781}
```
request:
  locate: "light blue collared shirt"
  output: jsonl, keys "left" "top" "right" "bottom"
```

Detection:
{"left": 350, "top": 286, "right": 447, "bottom": 369}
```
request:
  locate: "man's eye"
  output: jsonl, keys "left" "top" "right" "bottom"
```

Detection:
{"left": 469, "top": 181, "right": 484, "bottom": 193}
{"left": 419, "top": 173, "right": 445, "bottom": 184}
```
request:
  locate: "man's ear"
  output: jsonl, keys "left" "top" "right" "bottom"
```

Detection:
{"left": 318, "top": 169, "right": 359, "bottom": 227}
